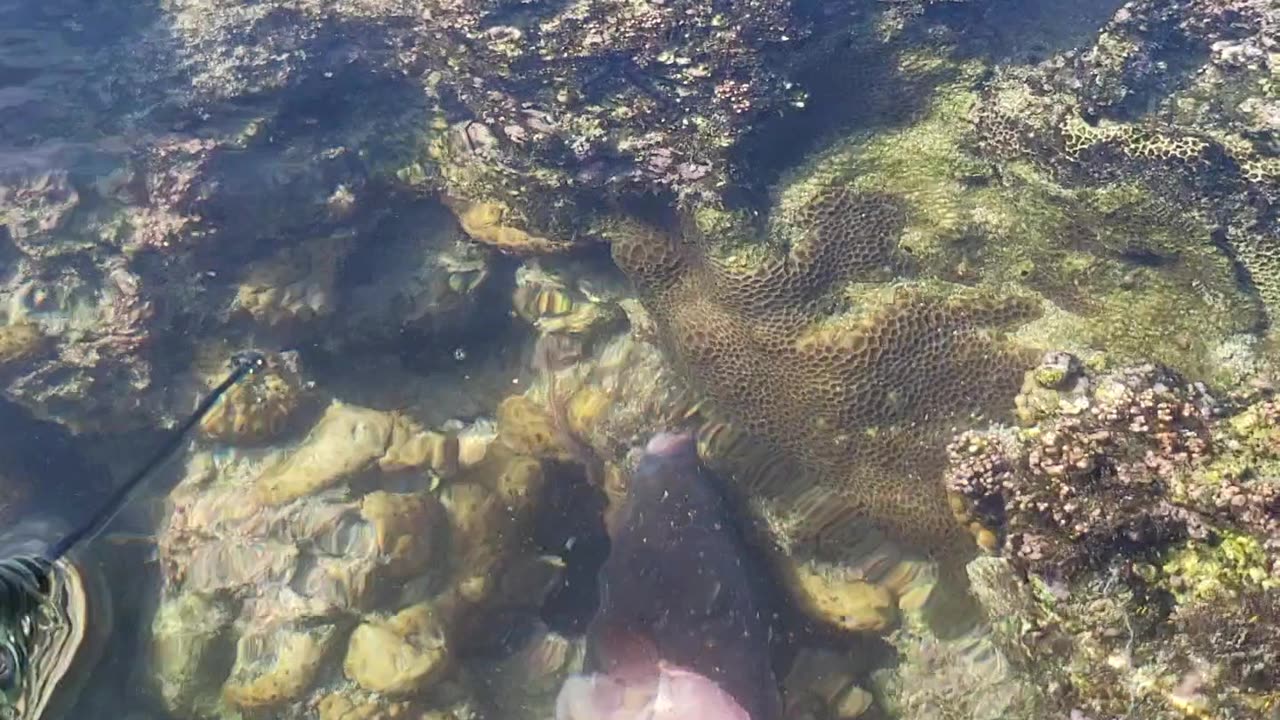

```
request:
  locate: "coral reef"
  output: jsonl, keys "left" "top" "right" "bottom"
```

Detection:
{"left": 605, "top": 179, "right": 1041, "bottom": 631}
{"left": 942, "top": 358, "right": 1280, "bottom": 717}
{"left": 784, "top": 45, "right": 1258, "bottom": 380}
{"left": 967, "top": 0, "right": 1280, "bottom": 331}
{"left": 144, "top": 0, "right": 964, "bottom": 257}
{"left": 588, "top": 29, "right": 1267, "bottom": 642}
{"left": 6, "top": 0, "right": 1279, "bottom": 717}
{"left": 947, "top": 361, "right": 1220, "bottom": 575}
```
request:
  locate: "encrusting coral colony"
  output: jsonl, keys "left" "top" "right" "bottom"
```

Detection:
{"left": 0, "top": 0, "right": 1278, "bottom": 718}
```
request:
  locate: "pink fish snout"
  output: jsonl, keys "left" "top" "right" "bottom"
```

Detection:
{"left": 644, "top": 431, "right": 696, "bottom": 459}
{"left": 555, "top": 663, "right": 751, "bottom": 720}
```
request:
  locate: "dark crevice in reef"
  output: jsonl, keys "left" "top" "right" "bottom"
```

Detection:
{"left": 532, "top": 459, "right": 611, "bottom": 637}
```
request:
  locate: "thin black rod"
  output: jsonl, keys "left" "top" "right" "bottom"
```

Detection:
{"left": 42, "top": 351, "right": 265, "bottom": 562}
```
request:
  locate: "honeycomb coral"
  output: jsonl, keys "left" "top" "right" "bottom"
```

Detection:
{"left": 970, "top": 63, "right": 1280, "bottom": 331}
{"left": 607, "top": 184, "right": 1040, "bottom": 588}
{"left": 941, "top": 361, "right": 1280, "bottom": 581}
{"left": 794, "top": 58, "right": 1256, "bottom": 379}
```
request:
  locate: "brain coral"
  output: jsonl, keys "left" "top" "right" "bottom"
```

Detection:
{"left": 606, "top": 184, "right": 1041, "bottom": 611}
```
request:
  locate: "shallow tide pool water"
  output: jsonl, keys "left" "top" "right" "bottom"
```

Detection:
{"left": 1, "top": 0, "right": 1278, "bottom": 718}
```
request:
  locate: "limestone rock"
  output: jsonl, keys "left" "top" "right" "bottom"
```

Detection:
{"left": 255, "top": 401, "right": 396, "bottom": 505}
{"left": 344, "top": 603, "right": 451, "bottom": 696}
{"left": 222, "top": 622, "right": 338, "bottom": 710}
{"left": 360, "top": 491, "right": 447, "bottom": 579}
{"left": 792, "top": 565, "right": 898, "bottom": 633}
{"left": 185, "top": 539, "right": 299, "bottom": 596}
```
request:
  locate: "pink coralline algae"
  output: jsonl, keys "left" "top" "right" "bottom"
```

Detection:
{"left": 946, "top": 359, "right": 1279, "bottom": 578}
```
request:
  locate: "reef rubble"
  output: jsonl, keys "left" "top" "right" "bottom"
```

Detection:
{"left": 942, "top": 357, "right": 1279, "bottom": 718}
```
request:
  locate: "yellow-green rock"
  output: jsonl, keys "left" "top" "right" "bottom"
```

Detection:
{"left": 344, "top": 603, "right": 451, "bottom": 695}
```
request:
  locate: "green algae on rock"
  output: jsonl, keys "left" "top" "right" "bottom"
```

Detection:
{"left": 780, "top": 48, "right": 1258, "bottom": 381}
{"left": 966, "top": 0, "right": 1280, "bottom": 340}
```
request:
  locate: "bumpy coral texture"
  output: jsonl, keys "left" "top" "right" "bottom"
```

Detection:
{"left": 947, "top": 363, "right": 1222, "bottom": 576}
{"left": 950, "top": 360, "right": 1280, "bottom": 580}
{"left": 609, "top": 185, "right": 1040, "bottom": 562}
{"left": 944, "top": 360, "right": 1280, "bottom": 717}
{"left": 198, "top": 352, "right": 306, "bottom": 445}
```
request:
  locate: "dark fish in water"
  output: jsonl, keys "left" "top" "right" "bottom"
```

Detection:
{"left": 0, "top": 350, "right": 266, "bottom": 720}
{"left": 555, "top": 431, "right": 783, "bottom": 720}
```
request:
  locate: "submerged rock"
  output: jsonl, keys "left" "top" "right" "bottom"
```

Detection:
{"left": 5, "top": 1, "right": 1276, "bottom": 718}
{"left": 790, "top": 565, "right": 898, "bottom": 634}
{"left": 344, "top": 603, "right": 451, "bottom": 696}
{"left": 232, "top": 234, "right": 353, "bottom": 328}
{"left": 197, "top": 350, "right": 308, "bottom": 445}
{"left": 150, "top": 592, "right": 235, "bottom": 719}
{"left": 254, "top": 401, "right": 457, "bottom": 505}
{"left": 223, "top": 622, "right": 339, "bottom": 710}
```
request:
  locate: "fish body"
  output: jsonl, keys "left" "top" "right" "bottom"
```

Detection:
{"left": 555, "top": 431, "right": 782, "bottom": 720}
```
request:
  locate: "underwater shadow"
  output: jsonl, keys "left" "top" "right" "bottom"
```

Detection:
{"left": 936, "top": 0, "right": 1127, "bottom": 67}
{"left": 732, "top": 39, "right": 947, "bottom": 204}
